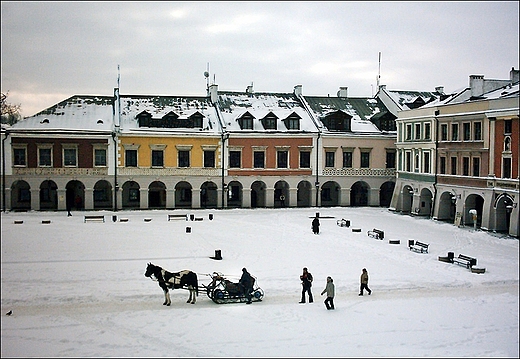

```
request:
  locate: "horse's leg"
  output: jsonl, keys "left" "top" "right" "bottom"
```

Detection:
{"left": 187, "top": 286, "right": 196, "bottom": 304}
{"left": 163, "top": 288, "right": 171, "bottom": 306}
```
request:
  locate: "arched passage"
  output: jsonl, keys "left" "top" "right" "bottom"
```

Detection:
{"left": 274, "top": 180, "right": 290, "bottom": 208}
{"left": 201, "top": 181, "right": 218, "bottom": 209}
{"left": 40, "top": 180, "right": 58, "bottom": 210}
{"left": 122, "top": 181, "right": 140, "bottom": 209}
{"left": 350, "top": 181, "right": 369, "bottom": 207}
{"left": 251, "top": 181, "right": 266, "bottom": 208}
{"left": 175, "top": 181, "right": 192, "bottom": 208}
{"left": 464, "top": 194, "right": 484, "bottom": 228}
{"left": 379, "top": 181, "right": 395, "bottom": 207}
{"left": 66, "top": 180, "right": 85, "bottom": 210}
{"left": 93, "top": 180, "right": 112, "bottom": 209}
{"left": 227, "top": 180, "right": 242, "bottom": 208}
{"left": 149, "top": 181, "right": 166, "bottom": 209}
{"left": 297, "top": 180, "right": 312, "bottom": 207}
{"left": 11, "top": 180, "right": 31, "bottom": 211}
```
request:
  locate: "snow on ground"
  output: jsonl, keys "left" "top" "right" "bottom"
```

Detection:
{"left": 1, "top": 207, "right": 518, "bottom": 357}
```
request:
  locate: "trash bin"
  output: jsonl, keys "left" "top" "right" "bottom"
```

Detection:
{"left": 186, "top": 227, "right": 191, "bottom": 233}
{"left": 209, "top": 213, "right": 213, "bottom": 220}
{"left": 346, "top": 220, "right": 350, "bottom": 227}
{"left": 112, "top": 215, "right": 117, "bottom": 222}
{"left": 190, "top": 214, "right": 195, "bottom": 221}
{"left": 214, "top": 249, "right": 222, "bottom": 260}
{"left": 448, "top": 252, "right": 454, "bottom": 260}
{"left": 408, "top": 239, "right": 415, "bottom": 247}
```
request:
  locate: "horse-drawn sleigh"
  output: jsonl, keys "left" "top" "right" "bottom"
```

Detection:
{"left": 144, "top": 263, "right": 264, "bottom": 306}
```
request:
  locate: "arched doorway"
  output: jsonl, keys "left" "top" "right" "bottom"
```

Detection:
{"left": 417, "top": 188, "right": 433, "bottom": 217}
{"left": 201, "top": 181, "right": 218, "bottom": 208}
{"left": 297, "top": 181, "right": 312, "bottom": 207}
{"left": 321, "top": 181, "right": 340, "bottom": 207}
{"left": 66, "top": 180, "right": 85, "bottom": 210}
{"left": 122, "top": 181, "right": 140, "bottom": 209}
{"left": 437, "top": 191, "right": 456, "bottom": 222}
{"left": 494, "top": 194, "right": 514, "bottom": 233}
{"left": 400, "top": 185, "right": 414, "bottom": 213}
{"left": 350, "top": 181, "right": 369, "bottom": 207}
{"left": 379, "top": 181, "right": 395, "bottom": 207}
{"left": 149, "top": 181, "right": 166, "bottom": 209}
{"left": 227, "top": 181, "right": 242, "bottom": 208}
{"left": 251, "top": 181, "right": 266, "bottom": 208}
{"left": 10, "top": 180, "right": 31, "bottom": 211}
{"left": 274, "top": 180, "right": 289, "bottom": 208}
{"left": 175, "top": 181, "right": 192, "bottom": 208}
{"left": 93, "top": 180, "right": 112, "bottom": 209}
{"left": 40, "top": 180, "right": 58, "bottom": 210}
{"left": 464, "top": 194, "right": 484, "bottom": 228}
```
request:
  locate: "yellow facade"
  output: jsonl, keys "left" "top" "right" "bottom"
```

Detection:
{"left": 118, "top": 136, "right": 221, "bottom": 167}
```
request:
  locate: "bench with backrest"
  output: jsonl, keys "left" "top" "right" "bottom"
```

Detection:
{"left": 168, "top": 214, "right": 187, "bottom": 221}
{"left": 452, "top": 254, "right": 477, "bottom": 268}
{"left": 409, "top": 240, "right": 429, "bottom": 253}
{"left": 84, "top": 215, "right": 105, "bottom": 223}
{"left": 367, "top": 228, "right": 384, "bottom": 240}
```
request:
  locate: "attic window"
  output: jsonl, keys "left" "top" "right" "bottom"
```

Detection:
{"left": 283, "top": 112, "right": 301, "bottom": 130}
{"left": 97, "top": 119, "right": 104, "bottom": 124}
{"left": 321, "top": 110, "right": 352, "bottom": 132}
{"left": 237, "top": 111, "right": 254, "bottom": 130}
{"left": 260, "top": 112, "right": 278, "bottom": 130}
{"left": 41, "top": 118, "right": 49, "bottom": 124}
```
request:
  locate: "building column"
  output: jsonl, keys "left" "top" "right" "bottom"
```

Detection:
{"left": 266, "top": 187, "right": 275, "bottom": 207}
{"left": 242, "top": 188, "right": 251, "bottom": 208}
{"left": 340, "top": 188, "right": 350, "bottom": 206}
{"left": 289, "top": 188, "right": 298, "bottom": 207}
{"left": 57, "top": 189, "right": 66, "bottom": 211}
{"left": 370, "top": 188, "right": 380, "bottom": 206}
{"left": 166, "top": 188, "right": 175, "bottom": 209}
{"left": 84, "top": 188, "right": 94, "bottom": 210}
{"left": 192, "top": 188, "right": 201, "bottom": 209}
{"left": 139, "top": 188, "right": 148, "bottom": 209}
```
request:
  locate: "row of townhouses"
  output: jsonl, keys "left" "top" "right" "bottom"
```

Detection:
{"left": 1, "top": 68, "right": 518, "bottom": 237}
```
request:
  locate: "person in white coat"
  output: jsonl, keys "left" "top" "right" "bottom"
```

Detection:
{"left": 321, "top": 276, "right": 335, "bottom": 310}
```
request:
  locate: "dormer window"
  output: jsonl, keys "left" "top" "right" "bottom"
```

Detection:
{"left": 189, "top": 111, "right": 204, "bottom": 128}
{"left": 237, "top": 111, "right": 254, "bottom": 130}
{"left": 283, "top": 112, "right": 301, "bottom": 130}
{"left": 321, "top": 110, "right": 351, "bottom": 131}
{"left": 163, "top": 111, "right": 179, "bottom": 128}
{"left": 261, "top": 111, "right": 278, "bottom": 130}
{"left": 137, "top": 111, "right": 152, "bottom": 127}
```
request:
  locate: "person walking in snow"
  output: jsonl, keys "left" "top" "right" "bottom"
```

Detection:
{"left": 299, "top": 267, "right": 313, "bottom": 303}
{"left": 312, "top": 216, "right": 320, "bottom": 234}
{"left": 321, "top": 276, "right": 335, "bottom": 310}
{"left": 359, "top": 268, "right": 372, "bottom": 296}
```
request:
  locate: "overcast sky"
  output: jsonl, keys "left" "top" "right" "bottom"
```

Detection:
{"left": 1, "top": 1, "right": 519, "bottom": 118}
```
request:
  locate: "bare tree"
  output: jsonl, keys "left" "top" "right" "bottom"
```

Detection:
{"left": 1, "top": 91, "right": 22, "bottom": 125}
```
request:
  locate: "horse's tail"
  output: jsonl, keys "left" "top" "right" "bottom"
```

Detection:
{"left": 195, "top": 272, "right": 199, "bottom": 296}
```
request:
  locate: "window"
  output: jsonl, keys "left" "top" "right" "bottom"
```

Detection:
{"left": 474, "top": 122, "right": 482, "bottom": 141}
{"left": 414, "top": 154, "right": 419, "bottom": 172}
{"left": 503, "top": 158, "right": 512, "bottom": 178}
{"left": 441, "top": 124, "right": 448, "bottom": 141}
{"left": 63, "top": 148, "right": 77, "bottom": 167}
{"left": 125, "top": 150, "right": 137, "bottom": 167}
{"left": 415, "top": 124, "right": 421, "bottom": 140}
{"left": 204, "top": 150, "right": 215, "bottom": 168}
{"left": 151, "top": 150, "right": 164, "bottom": 167}
{"left": 343, "top": 151, "right": 353, "bottom": 168}
{"left": 424, "top": 123, "right": 431, "bottom": 140}
{"left": 129, "top": 188, "right": 139, "bottom": 202}
{"left": 423, "top": 152, "right": 430, "bottom": 173}
{"left": 463, "top": 123, "right": 471, "bottom": 141}
{"left": 229, "top": 151, "right": 241, "bottom": 168}
{"left": 94, "top": 148, "right": 107, "bottom": 167}
{"left": 299, "top": 151, "right": 310, "bottom": 168}
{"left": 451, "top": 123, "right": 459, "bottom": 141}
{"left": 13, "top": 147, "right": 26, "bottom": 166}
{"left": 360, "top": 152, "right": 370, "bottom": 168}
{"left": 277, "top": 150, "right": 288, "bottom": 168}
{"left": 440, "top": 157, "right": 446, "bottom": 174}
{"left": 451, "top": 156, "right": 457, "bottom": 175}
{"left": 463, "top": 157, "right": 470, "bottom": 176}
{"left": 325, "top": 152, "right": 335, "bottom": 167}
{"left": 473, "top": 157, "right": 480, "bottom": 177}
{"left": 38, "top": 147, "right": 52, "bottom": 167}
{"left": 504, "top": 119, "right": 512, "bottom": 134}
{"left": 386, "top": 151, "right": 396, "bottom": 169}
{"left": 254, "top": 151, "right": 265, "bottom": 168}
{"left": 178, "top": 150, "right": 190, "bottom": 167}
{"left": 406, "top": 124, "right": 412, "bottom": 140}
{"left": 405, "top": 152, "right": 411, "bottom": 172}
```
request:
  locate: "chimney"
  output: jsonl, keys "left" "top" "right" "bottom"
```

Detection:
{"left": 469, "top": 75, "right": 484, "bottom": 98}
{"left": 379, "top": 84, "right": 386, "bottom": 91}
{"left": 510, "top": 67, "right": 519, "bottom": 84}
{"left": 293, "top": 84, "right": 302, "bottom": 96}
{"left": 337, "top": 86, "right": 348, "bottom": 98}
{"left": 435, "top": 86, "right": 444, "bottom": 94}
{"left": 209, "top": 83, "right": 218, "bottom": 104}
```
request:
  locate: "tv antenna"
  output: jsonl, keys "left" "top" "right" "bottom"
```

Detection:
{"left": 204, "top": 62, "right": 210, "bottom": 93}
{"left": 377, "top": 52, "right": 381, "bottom": 89}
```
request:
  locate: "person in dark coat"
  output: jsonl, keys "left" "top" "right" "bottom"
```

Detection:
{"left": 239, "top": 267, "right": 253, "bottom": 304}
{"left": 321, "top": 276, "right": 335, "bottom": 310}
{"left": 312, "top": 216, "right": 320, "bottom": 234}
{"left": 359, "top": 268, "right": 372, "bottom": 296}
{"left": 299, "top": 267, "right": 313, "bottom": 303}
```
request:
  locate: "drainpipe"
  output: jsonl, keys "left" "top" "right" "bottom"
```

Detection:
{"left": 315, "top": 132, "right": 320, "bottom": 207}
{"left": 221, "top": 132, "right": 228, "bottom": 209}
{"left": 431, "top": 109, "right": 440, "bottom": 219}
{"left": 1, "top": 130, "right": 9, "bottom": 212}
{"left": 112, "top": 132, "right": 118, "bottom": 212}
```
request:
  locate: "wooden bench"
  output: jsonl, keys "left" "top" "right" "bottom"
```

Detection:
{"left": 409, "top": 240, "right": 429, "bottom": 253}
{"left": 367, "top": 228, "right": 384, "bottom": 240}
{"left": 452, "top": 254, "right": 477, "bottom": 268}
{"left": 168, "top": 214, "right": 187, "bottom": 221}
{"left": 84, "top": 215, "right": 105, "bottom": 223}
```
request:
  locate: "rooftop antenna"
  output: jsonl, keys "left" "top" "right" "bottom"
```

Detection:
{"left": 117, "top": 64, "right": 120, "bottom": 89}
{"left": 204, "top": 62, "right": 210, "bottom": 95}
{"left": 377, "top": 52, "right": 381, "bottom": 89}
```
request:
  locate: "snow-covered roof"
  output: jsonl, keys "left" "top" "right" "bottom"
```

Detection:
{"left": 383, "top": 90, "right": 441, "bottom": 111}
{"left": 10, "top": 95, "right": 114, "bottom": 133}
{"left": 216, "top": 92, "right": 318, "bottom": 132}
{"left": 118, "top": 95, "right": 221, "bottom": 134}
